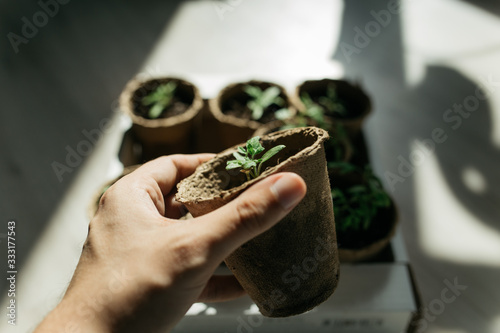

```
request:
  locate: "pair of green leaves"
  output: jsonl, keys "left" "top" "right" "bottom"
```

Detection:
{"left": 141, "top": 81, "right": 178, "bottom": 119}
{"left": 318, "top": 83, "right": 346, "bottom": 117}
{"left": 299, "top": 83, "right": 347, "bottom": 127}
{"left": 244, "top": 85, "right": 287, "bottom": 121}
{"left": 226, "top": 136, "right": 286, "bottom": 180}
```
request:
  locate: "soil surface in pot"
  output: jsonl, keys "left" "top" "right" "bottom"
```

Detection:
{"left": 132, "top": 82, "right": 193, "bottom": 119}
{"left": 222, "top": 94, "right": 281, "bottom": 124}
{"left": 335, "top": 203, "right": 394, "bottom": 249}
{"left": 308, "top": 93, "right": 359, "bottom": 120}
{"left": 135, "top": 99, "right": 189, "bottom": 119}
{"left": 177, "top": 129, "right": 317, "bottom": 202}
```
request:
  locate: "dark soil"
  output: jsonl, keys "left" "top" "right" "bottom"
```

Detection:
{"left": 309, "top": 93, "right": 360, "bottom": 120}
{"left": 131, "top": 80, "right": 193, "bottom": 119}
{"left": 335, "top": 203, "right": 394, "bottom": 250}
{"left": 133, "top": 97, "right": 190, "bottom": 119}
{"left": 221, "top": 94, "right": 282, "bottom": 124}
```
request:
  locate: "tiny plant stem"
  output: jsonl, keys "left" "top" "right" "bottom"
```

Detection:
{"left": 257, "top": 162, "right": 263, "bottom": 177}
{"left": 226, "top": 136, "right": 286, "bottom": 181}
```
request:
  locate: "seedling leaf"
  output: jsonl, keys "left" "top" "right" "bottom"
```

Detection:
{"left": 274, "top": 108, "right": 292, "bottom": 120}
{"left": 247, "top": 136, "right": 264, "bottom": 157}
{"left": 244, "top": 85, "right": 262, "bottom": 98}
{"left": 225, "top": 136, "right": 286, "bottom": 180}
{"left": 233, "top": 152, "right": 246, "bottom": 162}
{"left": 141, "top": 81, "right": 178, "bottom": 119}
{"left": 249, "top": 103, "right": 264, "bottom": 120}
{"left": 261, "top": 145, "right": 285, "bottom": 163}
{"left": 242, "top": 160, "right": 257, "bottom": 169}
{"left": 226, "top": 162, "right": 241, "bottom": 170}
{"left": 260, "top": 86, "right": 282, "bottom": 107}
{"left": 149, "top": 103, "right": 165, "bottom": 119}
{"left": 331, "top": 163, "right": 391, "bottom": 232}
{"left": 245, "top": 85, "right": 286, "bottom": 121}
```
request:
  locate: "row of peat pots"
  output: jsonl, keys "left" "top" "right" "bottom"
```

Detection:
{"left": 89, "top": 77, "right": 399, "bottom": 316}
{"left": 109, "top": 76, "right": 398, "bottom": 265}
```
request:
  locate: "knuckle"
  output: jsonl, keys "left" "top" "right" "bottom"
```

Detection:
{"left": 235, "top": 199, "right": 266, "bottom": 234}
{"left": 98, "top": 188, "right": 111, "bottom": 208}
{"left": 97, "top": 181, "right": 122, "bottom": 209}
{"left": 169, "top": 236, "right": 210, "bottom": 271}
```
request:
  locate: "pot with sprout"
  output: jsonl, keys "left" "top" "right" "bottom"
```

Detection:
{"left": 120, "top": 77, "right": 203, "bottom": 159}
{"left": 329, "top": 162, "right": 398, "bottom": 262}
{"left": 209, "top": 80, "right": 295, "bottom": 148}
{"left": 294, "top": 78, "right": 371, "bottom": 140}
{"left": 176, "top": 127, "right": 339, "bottom": 317}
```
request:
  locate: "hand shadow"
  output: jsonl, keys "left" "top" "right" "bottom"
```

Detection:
{"left": 331, "top": 1, "right": 500, "bottom": 332}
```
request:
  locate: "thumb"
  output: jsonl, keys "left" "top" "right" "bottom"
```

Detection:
{"left": 195, "top": 172, "right": 307, "bottom": 264}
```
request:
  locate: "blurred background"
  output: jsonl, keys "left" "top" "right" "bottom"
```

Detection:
{"left": 1, "top": 0, "right": 499, "bottom": 332}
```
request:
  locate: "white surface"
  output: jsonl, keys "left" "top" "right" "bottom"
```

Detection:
{"left": 140, "top": 0, "right": 345, "bottom": 97}
{"left": 175, "top": 264, "right": 416, "bottom": 333}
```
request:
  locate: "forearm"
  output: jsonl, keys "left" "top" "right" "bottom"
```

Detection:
{"left": 35, "top": 291, "right": 111, "bottom": 333}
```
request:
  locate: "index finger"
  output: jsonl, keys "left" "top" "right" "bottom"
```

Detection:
{"left": 134, "top": 154, "right": 215, "bottom": 195}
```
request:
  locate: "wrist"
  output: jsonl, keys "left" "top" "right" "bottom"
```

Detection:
{"left": 35, "top": 289, "right": 111, "bottom": 333}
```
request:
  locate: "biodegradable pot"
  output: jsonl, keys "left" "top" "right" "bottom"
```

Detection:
{"left": 87, "top": 165, "right": 141, "bottom": 219}
{"left": 294, "top": 79, "right": 371, "bottom": 139}
{"left": 337, "top": 199, "right": 398, "bottom": 262}
{"left": 209, "top": 80, "right": 295, "bottom": 149}
{"left": 329, "top": 170, "right": 398, "bottom": 262}
{"left": 120, "top": 77, "right": 203, "bottom": 156}
{"left": 254, "top": 122, "right": 352, "bottom": 164}
{"left": 176, "top": 127, "right": 339, "bottom": 317}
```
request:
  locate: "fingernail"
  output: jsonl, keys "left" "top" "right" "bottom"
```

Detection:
{"left": 271, "top": 175, "right": 304, "bottom": 210}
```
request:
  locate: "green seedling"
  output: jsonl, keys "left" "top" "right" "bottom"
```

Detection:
{"left": 318, "top": 83, "right": 346, "bottom": 117}
{"left": 274, "top": 108, "right": 293, "bottom": 121}
{"left": 244, "top": 85, "right": 286, "bottom": 120}
{"left": 277, "top": 97, "right": 325, "bottom": 131}
{"left": 300, "top": 92, "right": 327, "bottom": 128}
{"left": 141, "top": 81, "right": 178, "bottom": 119}
{"left": 331, "top": 164, "right": 391, "bottom": 232}
{"left": 299, "top": 83, "right": 346, "bottom": 122}
{"left": 226, "top": 136, "right": 286, "bottom": 181}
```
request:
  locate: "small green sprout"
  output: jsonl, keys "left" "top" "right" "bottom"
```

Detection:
{"left": 226, "top": 136, "right": 286, "bottom": 181}
{"left": 318, "top": 83, "right": 346, "bottom": 117}
{"left": 299, "top": 83, "right": 346, "bottom": 121}
{"left": 331, "top": 165, "right": 391, "bottom": 232}
{"left": 244, "top": 85, "right": 285, "bottom": 120}
{"left": 300, "top": 92, "right": 327, "bottom": 126}
{"left": 278, "top": 95, "right": 331, "bottom": 132}
{"left": 274, "top": 108, "right": 293, "bottom": 121}
{"left": 141, "top": 81, "right": 178, "bottom": 119}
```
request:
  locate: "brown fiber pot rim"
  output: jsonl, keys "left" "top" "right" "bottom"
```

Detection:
{"left": 294, "top": 78, "right": 372, "bottom": 124}
{"left": 119, "top": 77, "right": 203, "bottom": 128}
{"left": 338, "top": 196, "right": 399, "bottom": 262}
{"left": 209, "top": 80, "right": 296, "bottom": 131}
{"left": 175, "top": 127, "right": 329, "bottom": 206}
{"left": 254, "top": 122, "right": 353, "bottom": 163}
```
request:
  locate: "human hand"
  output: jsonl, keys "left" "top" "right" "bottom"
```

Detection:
{"left": 35, "top": 154, "right": 306, "bottom": 333}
